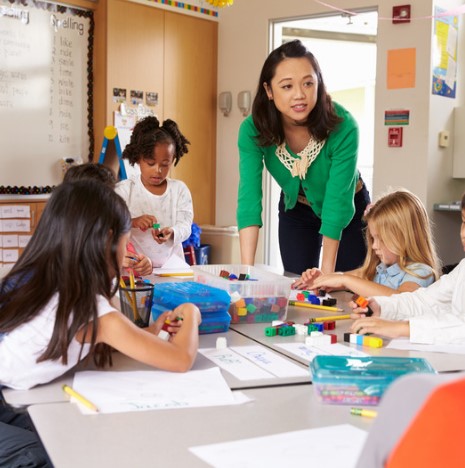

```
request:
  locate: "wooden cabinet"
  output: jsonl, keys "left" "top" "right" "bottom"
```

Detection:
{"left": 0, "top": 197, "right": 48, "bottom": 265}
{"left": 105, "top": 1, "right": 217, "bottom": 225}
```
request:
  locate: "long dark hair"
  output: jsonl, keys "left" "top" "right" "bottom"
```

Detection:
{"left": 252, "top": 39, "right": 342, "bottom": 147}
{"left": 123, "top": 116, "right": 190, "bottom": 167}
{"left": 0, "top": 180, "right": 131, "bottom": 366}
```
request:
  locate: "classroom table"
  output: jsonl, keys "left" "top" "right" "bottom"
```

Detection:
{"left": 27, "top": 382, "right": 374, "bottom": 468}
{"left": 230, "top": 291, "right": 465, "bottom": 373}
{"left": 2, "top": 329, "right": 311, "bottom": 408}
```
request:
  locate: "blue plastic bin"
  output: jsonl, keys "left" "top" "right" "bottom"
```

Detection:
{"left": 151, "top": 281, "right": 231, "bottom": 334}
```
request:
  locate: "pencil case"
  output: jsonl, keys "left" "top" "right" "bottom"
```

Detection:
{"left": 310, "top": 355, "right": 436, "bottom": 406}
{"left": 151, "top": 281, "right": 231, "bottom": 334}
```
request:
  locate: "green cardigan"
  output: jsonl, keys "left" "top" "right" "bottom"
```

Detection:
{"left": 237, "top": 102, "right": 359, "bottom": 241}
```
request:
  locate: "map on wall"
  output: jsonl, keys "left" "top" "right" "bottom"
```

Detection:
{"left": 0, "top": 0, "right": 93, "bottom": 188}
{"left": 432, "top": 6, "right": 458, "bottom": 98}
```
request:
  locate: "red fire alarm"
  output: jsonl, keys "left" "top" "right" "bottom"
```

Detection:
{"left": 392, "top": 5, "right": 411, "bottom": 24}
{"left": 388, "top": 127, "right": 403, "bottom": 147}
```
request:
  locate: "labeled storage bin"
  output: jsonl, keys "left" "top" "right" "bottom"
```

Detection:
{"left": 151, "top": 281, "right": 231, "bottom": 334}
{"left": 192, "top": 264, "right": 293, "bottom": 324}
{"left": 310, "top": 355, "right": 436, "bottom": 406}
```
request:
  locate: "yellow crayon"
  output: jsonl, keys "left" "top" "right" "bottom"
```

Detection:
{"left": 63, "top": 384, "right": 99, "bottom": 412}
{"left": 288, "top": 300, "right": 343, "bottom": 313}
{"left": 156, "top": 272, "right": 194, "bottom": 277}
{"left": 350, "top": 407, "right": 378, "bottom": 418}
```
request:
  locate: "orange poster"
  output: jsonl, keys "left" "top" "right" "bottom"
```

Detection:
{"left": 387, "top": 48, "right": 416, "bottom": 89}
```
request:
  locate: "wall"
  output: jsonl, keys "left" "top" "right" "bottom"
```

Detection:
{"left": 216, "top": 0, "right": 465, "bottom": 265}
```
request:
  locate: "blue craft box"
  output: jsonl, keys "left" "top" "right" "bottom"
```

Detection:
{"left": 310, "top": 355, "right": 436, "bottom": 406}
{"left": 151, "top": 281, "right": 231, "bottom": 334}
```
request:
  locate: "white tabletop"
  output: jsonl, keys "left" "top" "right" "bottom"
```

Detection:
{"left": 28, "top": 383, "right": 373, "bottom": 468}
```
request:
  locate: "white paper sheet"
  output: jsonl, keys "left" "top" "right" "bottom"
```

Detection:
{"left": 72, "top": 367, "right": 245, "bottom": 414}
{"left": 276, "top": 342, "right": 368, "bottom": 364}
{"left": 387, "top": 338, "right": 465, "bottom": 355}
{"left": 230, "top": 345, "right": 309, "bottom": 378}
{"left": 199, "top": 347, "right": 275, "bottom": 380}
{"left": 189, "top": 424, "right": 367, "bottom": 468}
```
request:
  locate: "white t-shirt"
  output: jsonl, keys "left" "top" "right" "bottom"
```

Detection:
{"left": 0, "top": 294, "right": 115, "bottom": 390}
{"left": 115, "top": 176, "right": 193, "bottom": 268}
{"left": 375, "top": 259, "right": 465, "bottom": 345}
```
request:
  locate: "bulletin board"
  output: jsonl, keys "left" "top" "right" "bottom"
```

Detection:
{"left": 0, "top": 0, "right": 93, "bottom": 189}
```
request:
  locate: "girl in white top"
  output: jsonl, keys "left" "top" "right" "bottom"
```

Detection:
{"left": 0, "top": 180, "right": 201, "bottom": 391}
{"left": 115, "top": 116, "right": 193, "bottom": 268}
{"left": 350, "top": 193, "right": 465, "bottom": 345}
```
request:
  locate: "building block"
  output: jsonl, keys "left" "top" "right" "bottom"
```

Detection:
{"left": 322, "top": 298, "right": 337, "bottom": 306}
{"left": 264, "top": 327, "right": 277, "bottom": 337}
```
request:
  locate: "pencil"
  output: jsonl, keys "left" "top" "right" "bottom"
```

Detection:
{"left": 307, "top": 314, "right": 351, "bottom": 322}
{"left": 350, "top": 407, "right": 378, "bottom": 418}
{"left": 288, "top": 300, "right": 343, "bottom": 312}
{"left": 63, "top": 384, "right": 99, "bottom": 412}
{"left": 156, "top": 272, "right": 194, "bottom": 277}
{"left": 128, "top": 271, "right": 142, "bottom": 321}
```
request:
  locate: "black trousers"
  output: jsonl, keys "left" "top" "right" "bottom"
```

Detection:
{"left": 278, "top": 184, "right": 370, "bottom": 275}
{"left": 0, "top": 396, "right": 52, "bottom": 467}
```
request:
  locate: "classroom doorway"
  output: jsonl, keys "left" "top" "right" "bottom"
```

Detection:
{"left": 264, "top": 9, "right": 378, "bottom": 271}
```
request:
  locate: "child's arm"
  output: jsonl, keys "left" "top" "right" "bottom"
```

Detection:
{"left": 312, "top": 273, "right": 419, "bottom": 297}
{"left": 350, "top": 316, "right": 410, "bottom": 339}
{"left": 293, "top": 267, "right": 363, "bottom": 291}
{"left": 96, "top": 303, "right": 201, "bottom": 372}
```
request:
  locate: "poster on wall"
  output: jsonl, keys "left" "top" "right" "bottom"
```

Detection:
{"left": 432, "top": 6, "right": 458, "bottom": 98}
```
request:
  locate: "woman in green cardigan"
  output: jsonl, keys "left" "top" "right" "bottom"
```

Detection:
{"left": 237, "top": 40, "right": 370, "bottom": 275}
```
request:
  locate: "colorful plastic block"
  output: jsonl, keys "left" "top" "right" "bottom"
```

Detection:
{"left": 322, "top": 298, "right": 337, "bottom": 306}
{"left": 264, "top": 327, "right": 277, "bottom": 337}
{"left": 323, "top": 321, "right": 336, "bottom": 330}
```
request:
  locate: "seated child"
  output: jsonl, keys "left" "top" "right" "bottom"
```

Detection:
{"left": 0, "top": 180, "right": 201, "bottom": 465}
{"left": 64, "top": 163, "right": 153, "bottom": 276}
{"left": 115, "top": 116, "right": 193, "bottom": 268}
{"left": 0, "top": 180, "right": 201, "bottom": 391}
{"left": 350, "top": 192, "right": 465, "bottom": 345}
{"left": 294, "top": 189, "right": 440, "bottom": 297}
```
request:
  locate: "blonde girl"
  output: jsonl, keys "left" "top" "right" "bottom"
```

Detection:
{"left": 295, "top": 189, "right": 440, "bottom": 297}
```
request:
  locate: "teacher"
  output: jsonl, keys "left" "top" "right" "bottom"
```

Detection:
{"left": 237, "top": 39, "right": 370, "bottom": 275}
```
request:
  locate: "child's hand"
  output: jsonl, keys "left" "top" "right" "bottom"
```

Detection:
{"left": 292, "top": 268, "right": 323, "bottom": 290}
{"left": 351, "top": 317, "right": 410, "bottom": 339}
{"left": 349, "top": 297, "right": 380, "bottom": 319}
{"left": 132, "top": 255, "right": 153, "bottom": 276}
{"left": 132, "top": 215, "right": 156, "bottom": 231}
{"left": 152, "top": 227, "right": 173, "bottom": 244}
{"left": 312, "top": 272, "right": 345, "bottom": 291}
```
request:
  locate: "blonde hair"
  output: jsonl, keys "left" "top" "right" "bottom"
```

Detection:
{"left": 359, "top": 189, "right": 440, "bottom": 281}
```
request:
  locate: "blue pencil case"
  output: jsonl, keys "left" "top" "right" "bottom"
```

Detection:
{"left": 151, "top": 281, "right": 231, "bottom": 334}
{"left": 310, "top": 355, "right": 436, "bottom": 406}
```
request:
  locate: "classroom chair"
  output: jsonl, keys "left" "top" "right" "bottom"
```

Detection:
{"left": 355, "top": 372, "right": 465, "bottom": 468}
{"left": 386, "top": 376, "right": 465, "bottom": 467}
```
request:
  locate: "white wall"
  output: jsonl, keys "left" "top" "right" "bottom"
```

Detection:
{"left": 216, "top": 0, "right": 465, "bottom": 266}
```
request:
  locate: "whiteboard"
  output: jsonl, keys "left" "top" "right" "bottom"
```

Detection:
{"left": 0, "top": 0, "right": 92, "bottom": 187}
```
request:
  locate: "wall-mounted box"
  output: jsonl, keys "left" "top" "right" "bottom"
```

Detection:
{"left": 453, "top": 107, "right": 465, "bottom": 178}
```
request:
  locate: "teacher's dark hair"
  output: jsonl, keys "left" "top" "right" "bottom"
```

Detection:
{"left": 0, "top": 180, "right": 132, "bottom": 368}
{"left": 252, "top": 39, "right": 342, "bottom": 147}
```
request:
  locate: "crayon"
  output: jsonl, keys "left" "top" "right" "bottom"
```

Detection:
{"left": 63, "top": 384, "right": 99, "bottom": 412}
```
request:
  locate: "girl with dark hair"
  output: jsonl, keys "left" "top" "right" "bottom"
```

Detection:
{"left": 0, "top": 180, "right": 200, "bottom": 465}
{"left": 237, "top": 39, "right": 370, "bottom": 275}
{"left": 116, "top": 116, "right": 193, "bottom": 268}
{"left": 0, "top": 180, "right": 201, "bottom": 390}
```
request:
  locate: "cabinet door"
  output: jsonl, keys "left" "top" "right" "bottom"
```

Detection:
{"left": 164, "top": 12, "right": 218, "bottom": 226}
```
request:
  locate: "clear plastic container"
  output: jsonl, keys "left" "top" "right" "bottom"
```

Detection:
{"left": 310, "top": 355, "right": 436, "bottom": 406}
{"left": 192, "top": 264, "right": 293, "bottom": 323}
